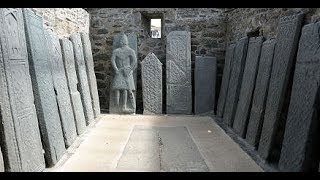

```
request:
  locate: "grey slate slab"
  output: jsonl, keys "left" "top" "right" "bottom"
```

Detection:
{"left": 166, "top": 31, "right": 192, "bottom": 114}
{"left": 80, "top": 32, "right": 100, "bottom": 118}
{"left": 223, "top": 37, "right": 249, "bottom": 126}
{"left": 141, "top": 53, "right": 163, "bottom": 114}
{"left": 278, "top": 22, "right": 320, "bottom": 172}
{"left": 0, "top": 8, "right": 45, "bottom": 172}
{"left": 194, "top": 56, "right": 217, "bottom": 115}
{"left": 246, "top": 39, "right": 276, "bottom": 147}
{"left": 258, "top": 13, "right": 304, "bottom": 160}
{"left": 0, "top": 145, "right": 4, "bottom": 172}
{"left": 216, "top": 44, "right": 235, "bottom": 118}
{"left": 233, "top": 37, "right": 264, "bottom": 137}
{"left": 61, "top": 38, "right": 87, "bottom": 135}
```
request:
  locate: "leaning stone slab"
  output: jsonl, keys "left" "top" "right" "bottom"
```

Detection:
{"left": 81, "top": 32, "right": 100, "bottom": 118}
{"left": 70, "top": 32, "right": 94, "bottom": 125}
{"left": 141, "top": 53, "right": 163, "bottom": 114}
{"left": 166, "top": 31, "right": 192, "bottom": 114}
{"left": 279, "top": 22, "right": 320, "bottom": 172}
{"left": 223, "top": 37, "right": 249, "bottom": 126}
{"left": 194, "top": 56, "right": 217, "bottom": 114}
{"left": 0, "top": 146, "right": 4, "bottom": 172}
{"left": 61, "top": 38, "right": 87, "bottom": 135}
{"left": 0, "top": 8, "right": 45, "bottom": 172}
{"left": 258, "top": 13, "right": 304, "bottom": 161}
{"left": 216, "top": 44, "right": 235, "bottom": 118}
{"left": 246, "top": 39, "right": 276, "bottom": 147}
{"left": 233, "top": 37, "right": 264, "bottom": 137}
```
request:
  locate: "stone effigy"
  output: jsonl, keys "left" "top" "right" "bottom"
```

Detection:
{"left": 258, "top": 13, "right": 304, "bottom": 161}
{"left": 109, "top": 33, "right": 137, "bottom": 114}
{"left": 0, "top": 146, "right": 4, "bottom": 172}
{"left": 233, "top": 37, "right": 264, "bottom": 137}
{"left": 194, "top": 56, "right": 217, "bottom": 114}
{"left": 278, "top": 22, "right": 320, "bottom": 172}
{"left": 216, "top": 44, "right": 235, "bottom": 118}
{"left": 70, "top": 32, "right": 94, "bottom": 124}
{"left": 0, "top": 8, "right": 45, "bottom": 172}
{"left": 141, "top": 53, "right": 162, "bottom": 114}
{"left": 61, "top": 38, "right": 87, "bottom": 135}
{"left": 166, "top": 31, "right": 192, "bottom": 114}
{"left": 245, "top": 39, "right": 276, "bottom": 147}
{"left": 223, "top": 37, "right": 249, "bottom": 126}
{"left": 81, "top": 32, "right": 100, "bottom": 118}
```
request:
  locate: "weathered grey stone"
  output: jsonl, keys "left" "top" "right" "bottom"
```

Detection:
{"left": 70, "top": 32, "right": 94, "bottom": 124}
{"left": 24, "top": 9, "right": 66, "bottom": 166}
{"left": 141, "top": 53, "right": 162, "bottom": 114}
{"left": 216, "top": 44, "right": 235, "bottom": 118}
{"left": 109, "top": 32, "right": 138, "bottom": 114}
{"left": 258, "top": 13, "right": 304, "bottom": 160}
{"left": 194, "top": 56, "right": 217, "bottom": 114}
{"left": 45, "top": 29, "right": 77, "bottom": 149}
{"left": 0, "top": 8, "right": 45, "bottom": 172}
{"left": 233, "top": 37, "right": 264, "bottom": 137}
{"left": 61, "top": 38, "right": 87, "bottom": 135}
{"left": 246, "top": 39, "right": 276, "bottom": 147}
{"left": 81, "top": 32, "right": 100, "bottom": 118}
{"left": 223, "top": 37, "right": 249, "bottom": 126}
{"left": 0, "top": 146, "right": 4, "bottom": 172}
{"left": 278, "top": 22, "right": 320, "bottom": 172}
{"left": 166, "top": 31, "right": 192, "bottom": 114}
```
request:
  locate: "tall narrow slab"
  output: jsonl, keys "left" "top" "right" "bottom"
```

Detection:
{"left": 166, "top": 31, "right": 192, "bottom": 114}
{"left": 24, "top": 9, "right": 66, "bottom": 166}
{"left": 141, "top": 53, "right": 162, "bottom": 114}
{"left": 0, "top": 146, "right": 4, "bottom": 172}
{"left": 223, "top": 37, "right": 249, "bottom": 126}
{"left": 258, "top": 13, "right": 304, "bottom": 160}
{"left": 61, "top": 38, "right": 86, "bottom": 135}
{"left": 109, "top": 32, "right": 138, "bottom": 114}
{"left": 233, "top": 37, "right": 263, "bottom": 137}
{"left": 0, "top": 8, "right": 45, "bottom": 172}
{"left": 70, "top": 32, "right": 94, "bottom": 124}
{"left": 216, "top": 44, "right": 235, "bottom": 117}
{"left": 246, "top": 39, "right": 276, "bottom": 147}
{"left": 81, "top": 32, "right": 100, "bottom": 118}
{"left": 194, "top": 56, "right": 217, "bottom": 114}
{"left": 279, "top": 22, "right": 320, "bottom": 172}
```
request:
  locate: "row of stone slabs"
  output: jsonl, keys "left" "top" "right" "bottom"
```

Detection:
{"left": 0, "top": 8, "right": 100, "bottom": 172}
{"left": 217, "top": 13, "right": 320, "bottom": 171}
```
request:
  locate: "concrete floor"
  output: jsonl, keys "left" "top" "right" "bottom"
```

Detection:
{"left": 45, "top": 114, "right": 263, "bottom": 172}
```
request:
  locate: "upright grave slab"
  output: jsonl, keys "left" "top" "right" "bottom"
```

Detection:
{"left": 70, "top": 32, "right": 94, "bottom": 124}
{"left": 194, "top": 56, "right": 217, "bottom": 114}
{"left": 216, "top": 44, "right": 235, "bottom": 118}
{"left": 141, "top": 53, "right": 162, "bottom": 114}
{"left": 223, "top": 37, "right": 249, "bottom": 126}
{"left": 166, "top": 31, "right": 192, "bottom": 114}
{"left": 0, "top": 8, "right": 45, "bottom": 172}
{"left": 278, "top": 22, "right": 320, "bottom": 172}
{"left": 258, "top": 13, "right": 304, "bottom": 160}
{"left": 233, "top": 37, "right": 264, "bottom": 137}
{"left": 61, "top": 38, "right": 87, "bottom": 135}
{"left": 246, "top": 39, "right": 276, "bottom": 147}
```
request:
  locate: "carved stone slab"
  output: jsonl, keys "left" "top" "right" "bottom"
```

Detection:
{"left": 216, "top": 44, "right": 235, "bottom": 118}
{"left": 70, "top": 32, "right": 94, "bottom": 124}
{"left": 166, "top": 31, "right": 192, "bottom": 114}
{"left": 233, "top": 37, "right": 264, "bottom": 137}
{"left": 258, "top": 13, "right": 304, "bottom": 160}
{"left": 141, "top": 53, "right": 162, "bottom": 114}
{"left": 246, "top": 39, "right": 276, "bottom": 147}
{"left": 0, "top": 146, "right": 4, "bottom": 172}
{"left": 279, "top": 22, "right": 320, "bottom": 172}
{"left": 81, "top": 32, "right": 100, "bottom": 118}
{"left": 223, "top": 37, "right": 249, "bottom": 126}
{"left": 194, "top": 56, "right": 217, "bottom": 114}
{"left": 109, "top": 32, "right": 138, "bottom": 114}
{"left": 0, "top": 8, "right": 45, "bottom": 172}
{"left": 61, "top": 38, "right": 87, "bottom": 135}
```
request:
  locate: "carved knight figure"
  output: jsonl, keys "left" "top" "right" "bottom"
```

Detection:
{"left": 111, "top": 33, "right": 137, "bottom": 114}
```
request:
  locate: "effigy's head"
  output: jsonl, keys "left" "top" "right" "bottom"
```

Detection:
{"left": 119, "top": 33, "right": 129, "bottom": 47}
